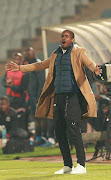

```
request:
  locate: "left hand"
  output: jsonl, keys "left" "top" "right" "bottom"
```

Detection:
{"left": 6, "top": 81, "right": 13, "bottom": 87}
{"left": 6, "top": 78, "right": 13, "bottom": 87}
{"left": 94, "top": 65, "right": 102, "bottom": 76}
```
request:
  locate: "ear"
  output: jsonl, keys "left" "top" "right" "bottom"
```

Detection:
{"left": 71, "top": 38, "right": 75, "bottom": 43}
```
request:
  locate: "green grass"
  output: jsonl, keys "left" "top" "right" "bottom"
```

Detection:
{"left": 0, "top": 147, "right": 61, "bottom": 160}
{"left": 0, "top": 144, "right": 95, "bottom": 160}
{"left": 0, "top": 145, "right": 110, "bottom": 179}
{"left": 0, "top": 161, "right": 110, "bottom": 180}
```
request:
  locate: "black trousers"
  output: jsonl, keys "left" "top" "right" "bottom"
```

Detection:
{"left": 53, "top": 93, "right": 85, "bottom": 167}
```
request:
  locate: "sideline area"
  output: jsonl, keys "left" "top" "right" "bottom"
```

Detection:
{"left": 19, "top": 152, "right": 111, "bottom": 164}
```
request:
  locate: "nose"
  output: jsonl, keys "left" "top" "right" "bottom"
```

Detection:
{"left": 62, "top": 37, "right": 65, "bottom": 42}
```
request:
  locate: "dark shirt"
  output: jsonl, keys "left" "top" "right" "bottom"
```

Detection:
{"left": 0, "top": 108, "right": 18, "bottom": 134}
{"left": 28, "top": 58, "right": 45, "bottom": 99}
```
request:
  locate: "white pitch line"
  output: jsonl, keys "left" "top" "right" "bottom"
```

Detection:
{"left": 0, "top": 170, "right": 8, "bottom": 171}
{"left": 29, "top": 172, "right": 48, "bottom": 174}
{"left": 0, "top": 169, "right": 25, "bottom": 171}
{"left": 0, "top": 169, "right": 48, "bottom": 174}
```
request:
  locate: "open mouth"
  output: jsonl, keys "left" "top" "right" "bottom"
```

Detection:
{"left": 62, "top": 41, "right": 66, "bottom": 45}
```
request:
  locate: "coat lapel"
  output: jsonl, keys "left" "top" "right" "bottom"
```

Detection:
{"left": 71, "top": 46, "right": 78, "bottom": 82}
{"left": 49, "top": 53, "right": 57, "bottom": 75}
{"left": 40, "top": 53, "right": 57, "bottom": 96}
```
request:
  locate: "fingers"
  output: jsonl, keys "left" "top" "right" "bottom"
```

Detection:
{"left": 5, "top": 61, "right": 19, "bottom": 72}
{"left": 98, "top": 70, "right": 102, "bottom": 77}
{"left": 5, "top": 64, "right": 11, "bottom": 70}
{"left": 5, "top": 65, "right": 10, "bottom": 71}
{"left": 96, "top": 65, "right": 102, "bottom": 73}
{"left": 99, "top": 68, "right": 102, "bottom": 76}
{"left": 94, "top": 65, "right": 102, "bottom": 76}
{"left": 10, "top": 61, "right": 15, "bottom": 65}
{"left": 5, "top": 61, "right": 14, "bottom": 70}
{"left": 99, "top": 69, "right": 102, "bottom": 76}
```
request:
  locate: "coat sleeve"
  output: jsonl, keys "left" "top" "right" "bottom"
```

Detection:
{"left": 80, "top": 49, "right": 96, "bottom": 73}
{"left": 20, "top": 58, "right": 50, "bottom": 73}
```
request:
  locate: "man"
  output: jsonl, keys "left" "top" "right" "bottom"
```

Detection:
{"left": 0, "top": 96, "right": 18, "bottom": 139}
{"left": 5, "top": 30, "right": 102, "bottom": 175}
{"left": 0, "top": 95, "right": 28, "bottom": 139}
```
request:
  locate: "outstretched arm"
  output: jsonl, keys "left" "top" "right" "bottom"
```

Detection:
{"left": 5, "top": 58, "right": 50, "bottom": 73}
{"left": 81, "top": 49, "right": 102, "bottom": 76}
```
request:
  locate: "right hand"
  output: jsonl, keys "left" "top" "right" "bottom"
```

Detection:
{"left": 5, "top": 61, "right": 20, "bottom": 71}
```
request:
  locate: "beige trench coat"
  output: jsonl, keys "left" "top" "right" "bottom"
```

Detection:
{"left": 20, "top": 46, "right": 97, "bottom": 119}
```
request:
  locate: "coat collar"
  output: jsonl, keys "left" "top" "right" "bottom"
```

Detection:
{"left": 51, "top": 44, "right": 79, "bottom": 71}
{"left": 54, "top": 43, "right": 74, "bottom": 54}
{"left": 71, "top": 44, "right": 79, "bottom": 52}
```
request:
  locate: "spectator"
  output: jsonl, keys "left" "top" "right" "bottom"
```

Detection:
{"left": 2, "top": 52, "right": 25, "bottom": 109}
{"left": 23, "top": 47, "right": 46, "bottom": 144}
{"left": 23, "top": 47, "right": 45, "bottom": 114}
{"left": 0, "top": 96, "right": 28, "bottom": 140}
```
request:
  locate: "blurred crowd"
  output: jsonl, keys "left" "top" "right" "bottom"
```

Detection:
{"left": 0, "top": 47, "right": 55, "bottom": 150}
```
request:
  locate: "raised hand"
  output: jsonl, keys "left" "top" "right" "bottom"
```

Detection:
{"left": 94, "top": 65, "right": 102, "bottom": 76}
{"left": 5, "top": 61, "right": 20, "bottom": 72}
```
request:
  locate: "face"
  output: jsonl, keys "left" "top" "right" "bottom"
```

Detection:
{"left": 24, "top": 50, "right": 35, "bottom": 61}
{"left": 14, "top": 55, "right": 22, "bottom": 65}
{"left": 60, "top": 31, "right": 75, "bottom": 50}
{"left": 0, "top": 100, "right": 9, "bottom": 112}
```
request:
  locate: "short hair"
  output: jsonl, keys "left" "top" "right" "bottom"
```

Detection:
{"left": 14, "top": 52, "right": 22, "bottom": 57}
{"left": 0, "top": 96, "right": 10, "bottom": 103}
{"left": 13, "top": 52, "right": 23, "bottom": 60}
{"left": 62, "top": 30, "right": 75, "bottom": 38}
